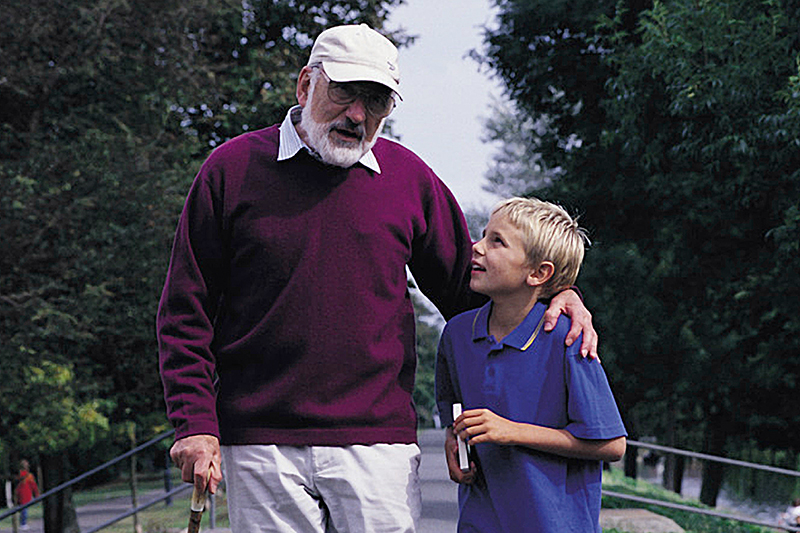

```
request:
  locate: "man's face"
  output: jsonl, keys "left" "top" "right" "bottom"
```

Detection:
{"left": 297, "top": 67, "right": 390, "bottom": 167}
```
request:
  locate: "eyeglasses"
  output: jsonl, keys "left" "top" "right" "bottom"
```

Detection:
{"left": 315, "top": 68, "right": 396, "bottom": 118}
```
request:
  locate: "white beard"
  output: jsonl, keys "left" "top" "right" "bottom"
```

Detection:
{"left": 301, "top": 84, "right": 385, "bottom": 168}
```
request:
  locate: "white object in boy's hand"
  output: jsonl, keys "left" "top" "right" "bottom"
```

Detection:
{"left": 452, "top": 403, "right": 470, "bottom": 472}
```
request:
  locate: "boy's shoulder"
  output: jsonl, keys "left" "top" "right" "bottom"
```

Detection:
{"left": 519, "top": 303, "right": 584, "bottom": 360}
{"left": 542, "top": 312, "right": 583, "bottom": 359}
{"left": 547, "top": 310, "right": 574, "bottom": 339}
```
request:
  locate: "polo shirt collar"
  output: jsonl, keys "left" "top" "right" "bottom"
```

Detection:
{"left": 277, "top": 106, "right": 382, "bottom": 173}
{"left": 472, "top": 301, "right": 547, "bottom": 352}
{"left": 471, "top": 302, "right": 492, "bottom": 341}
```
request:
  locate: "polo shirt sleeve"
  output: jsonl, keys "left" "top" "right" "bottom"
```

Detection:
{"left": 564, "top": 342, "right": 627, "bottom": 440}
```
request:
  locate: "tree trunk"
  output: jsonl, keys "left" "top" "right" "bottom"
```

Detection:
{"left": 41, "top": 454, "right": 80, "bottom": 533}
{"left": 699, "top": 416, "right": 727, "bottom": 507}
{"left": 622, "top": 410, "right": 639, "bottom": 479}
{"left": 624, "top": 445, "right": 638, "bottom": 479}
{"left": 663, "top": 454, "right": 685, "bottom": 494}
{"left": 700, "top": 459, "right": 725, "bottom": 507}
{"left": 661, "top": 400, "right": 684, "bottom": 494}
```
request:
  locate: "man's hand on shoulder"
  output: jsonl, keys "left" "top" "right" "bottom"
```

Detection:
{"left": 543, "top": 288, "right": 598, "bottom": 359}
{"left": 170, "top": 434, "right": 222, "bottom": 494}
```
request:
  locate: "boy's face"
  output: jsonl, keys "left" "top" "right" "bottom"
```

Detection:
{"left": 470, "top": 213, "right": 534, "bottom": 298}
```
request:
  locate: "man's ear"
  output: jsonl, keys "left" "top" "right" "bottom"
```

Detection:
{"left": 296, "top": 66, "right": 313, "bottom": 107}
{"left": 528, "top": 261, "right": 555, "bottom": 288}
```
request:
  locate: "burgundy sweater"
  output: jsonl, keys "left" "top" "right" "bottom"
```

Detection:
{"left": 157, "top": 125, "right": 476, "bottom": 446}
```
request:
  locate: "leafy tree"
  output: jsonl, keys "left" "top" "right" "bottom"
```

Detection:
{"left": 478, "top": 0, "right": 800, "bottom": 506}
{"left": 7, "top": 361, "right": 110, "bottom": 533}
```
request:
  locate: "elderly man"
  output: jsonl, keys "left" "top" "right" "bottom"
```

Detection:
{"left": 158, "top": 24, "right": 597, "bottom": 532}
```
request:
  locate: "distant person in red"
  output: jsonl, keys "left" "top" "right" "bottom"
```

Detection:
{"left": 14, "top": 459, "right": 39, "bottom": 530}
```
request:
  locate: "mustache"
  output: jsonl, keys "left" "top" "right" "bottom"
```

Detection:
{"left": 328, "top": 118, "right": 365, "bottom": 141}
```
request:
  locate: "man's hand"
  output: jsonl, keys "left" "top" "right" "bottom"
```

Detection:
{"left": 170, "top": 434, "right": 222, "bottom": 494}
{"left": 444, "top": 426, "right": 475, "bottom": 485}
{"left": 543, "top": 288, "right": 598, "bottom": 359}
{"left": 454, "top": 409, "right": 520, "bottom": 446}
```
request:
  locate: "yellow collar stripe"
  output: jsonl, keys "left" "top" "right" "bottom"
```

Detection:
{"left": 520, "top": 315, "right": 546, "bottom": 351}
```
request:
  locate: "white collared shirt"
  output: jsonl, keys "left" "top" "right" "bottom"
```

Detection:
{"left": 277, "top": 106, "right": 381, "bottom": 173}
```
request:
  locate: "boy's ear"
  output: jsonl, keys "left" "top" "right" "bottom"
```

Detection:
{"left": 527, "top": 261, "right": 555, "bottom": 288}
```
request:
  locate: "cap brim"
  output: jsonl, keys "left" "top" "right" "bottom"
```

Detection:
{"left": 322, "top": 60, "right": 403, "bottom": 100}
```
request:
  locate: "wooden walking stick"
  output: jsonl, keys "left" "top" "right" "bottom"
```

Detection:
{"left": 187, "top": 469, "right": 212, "bottom": 533}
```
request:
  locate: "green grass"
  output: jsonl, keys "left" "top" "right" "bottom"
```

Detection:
{"left": 100, "top": 491, "right": 230, "bottom": 533}
{"left": 72, "top": 475, "right": 180, "bottom": 506}
{"left": 601, "top": 467, "right": 777, "bottom": 533}
{"left": 81, "top": 472, "right": 231, "bottom": 533}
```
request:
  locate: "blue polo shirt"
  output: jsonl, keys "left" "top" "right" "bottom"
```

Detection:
{"left": 435, "top": 301, "right": 627, "bottom": 533}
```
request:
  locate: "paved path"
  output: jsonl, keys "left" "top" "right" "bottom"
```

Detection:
{"left": 418, "top": 428, "right": 460, "bottom": 532}
{"left": 0, "top": 429, "right": 459, "bottom": 533}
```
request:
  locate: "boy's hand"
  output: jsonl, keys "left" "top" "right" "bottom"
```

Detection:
{"left": 543, "top": 288, "right": 598, "bottom": 359}
{"left": 445, "top": 426, "right": 476, "bottom": 484}
{"left": 455, "top": 408, "right": 520, "bottom": 446}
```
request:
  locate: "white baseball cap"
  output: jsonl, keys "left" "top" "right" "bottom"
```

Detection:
{"left": 307, "top": 24, "right": 402, "bottom": 99}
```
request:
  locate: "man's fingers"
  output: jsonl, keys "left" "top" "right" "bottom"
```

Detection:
{"left": 169, "top": 447, "right": 183, "bottom": 470}
{"left": 194, "top": 463, "right": 220, "bottom": 494}
{"left": 194, "top": 466, "right": 209, "bottom": 493}
{"left": 584, "top": 329, "right": 600, "bottom": 360}
{"left": 169, "top": 435, "right": 222, "bottom": 492}
{"left": 181, "top": 462, "right": 195, "bottom": 484}
{"left": 563, "top": 314, "right": 600, "bottom": 360}
{"left": 208, "top": 463, "right": 223, "bottom": 494}
{"left": 564, "top": 319, "right": 582, "bottom": 348}
{"left": 542, "top": 306, "right": 560, "bottom": 332}
{"left": 566, "top": 321, "right": 599, "bottom": 359}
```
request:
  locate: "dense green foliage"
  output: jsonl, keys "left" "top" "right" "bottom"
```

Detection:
{"left": 0, "top": 0, "right": 406, "bottom": 494}
{"left": 478, "top": 0, "right": 800, "bottom": 505}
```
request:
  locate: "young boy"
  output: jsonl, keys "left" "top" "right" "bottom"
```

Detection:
{"left": 435, "top": 197, "right": 627, "bottom": 533}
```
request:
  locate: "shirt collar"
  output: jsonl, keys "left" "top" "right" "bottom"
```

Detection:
{"left": 472, "top": 301, "right": 547, "bottom": 352}
{"left": 277, "top": 106, "right": 381, "bottom": 173}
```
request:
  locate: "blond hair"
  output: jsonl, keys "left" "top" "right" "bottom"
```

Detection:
{"left": 491, "top": 197, "right": 589, "bottom": 298}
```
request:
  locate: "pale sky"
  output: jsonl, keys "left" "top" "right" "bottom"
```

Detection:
{"left": 387, "top": 0, "right": 503, "bottom": 211}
